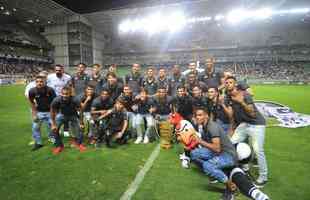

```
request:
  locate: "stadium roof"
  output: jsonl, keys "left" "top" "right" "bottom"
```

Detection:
{"left": 54, "top": 0, "right": 310, "bottom": 14}
{"left": 0, "top": 0, "right": 75, "bottom": 25}
{"left": 53, "top": 0, "right": 208, "bottom": 14}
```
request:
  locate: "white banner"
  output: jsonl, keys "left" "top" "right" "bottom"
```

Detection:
{"left": 255, "top": 101, "right": 310, "bottom": 128}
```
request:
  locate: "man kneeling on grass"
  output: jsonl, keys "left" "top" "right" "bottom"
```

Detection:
{"left": 50, "top": 86, "right": 87, "bottom": 154}
{"left": 190, "top": 108, "right": 237, "bottom": 191}
{"left": 97, "top": 99, "right": 129, "bottom": 147}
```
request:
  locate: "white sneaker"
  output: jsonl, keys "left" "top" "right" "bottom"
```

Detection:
{"left": 134, "top": 136, "right": 143, "bottom": 144}
{"left": 251, "top": 189, "right": 269, "bottom": 200}
{"left": 255, "top": 176, "right": 268, "bottom": 188}
{"left": 242, "top": 164, "right": 250, "bottom": 172}
{"left": 179, "top": 153, "right": 186, "bottom": 160}
{"left": 143, "top": 136, "right": 149, "bottom": 144}
{"left": 179, "top": 153, "right": 190, "bottom": 169}
{"left": 181, "top": 158, "right": 190, "bottom": 169}
{"left": 63, "top": 131, "right": 70, "bottom": 137}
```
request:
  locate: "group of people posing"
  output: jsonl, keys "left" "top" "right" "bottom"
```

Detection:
{"left": 25, "top": 60, "right": 269, "bottom": 200}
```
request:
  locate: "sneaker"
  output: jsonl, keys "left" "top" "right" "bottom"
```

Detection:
{"left": 79, "top": 144, "right": 87, "bottom": 152}
{"left": 63, "top": 131, "right": 70, "bottom": 137}
{"left": 28, "top": 140, "right": 35, "bottom": 146}
{"left": 179, "top": 153, "right": 188, "bottom": 160}
{"left": 242, "top": 164, "right": 250, "bottom": 172}
{"left": 255, "top": 176, "right": 268, "bottom": 188}
{"left": 209, "top": 177, "right": 219, "bottom": 184}
{"left": 181, "top": 158, "right": 190, "bottom": 169}
{"left": 221, "top": 189, "right": 234, "bottom": 200}
{"left": 143, "top": 136, "right": 149, "bottom": 144}
{"left": 134, "top": 136, "right": 143, "bottom": 144}
{"left": 31, "top": 143, "right": 43, "bottom": 151}
{"left": 251, "top": 189, "right": 269, "bottom": 200}
{"left": 52, "top": 145, "right": 64, "bottom": 155}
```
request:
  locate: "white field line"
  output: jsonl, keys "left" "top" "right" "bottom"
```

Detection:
{"left": 120, "top": 143, "right": 161, "bottom": 200}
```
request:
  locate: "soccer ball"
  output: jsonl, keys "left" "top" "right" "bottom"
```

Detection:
{"left": 236, "top": 142, "right": 251, "bottom": 161}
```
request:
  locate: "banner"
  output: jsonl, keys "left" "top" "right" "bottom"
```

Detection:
{"left": 255, "top": 101, "right": 310, "bottom": 128}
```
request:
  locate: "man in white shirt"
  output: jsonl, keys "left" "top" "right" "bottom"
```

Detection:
{"left": 47, "top": 64, "right": 71, "bottom": 96}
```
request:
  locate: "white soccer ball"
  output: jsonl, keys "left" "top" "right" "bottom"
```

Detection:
{"left": 236, "top": 142, "right": 252, "bottom": 161}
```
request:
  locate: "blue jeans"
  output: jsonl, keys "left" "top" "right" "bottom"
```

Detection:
{"left": 32, "top": 112, "right": 53, "bottom": 145}
{"left": 190, "top": 147, "right": 235, "bottom": 183}
{"left": 54, "top": 114, "right": 83, "bottom": 146}
{"left": 231, "top": 123, "right": 268, "bottom": 180}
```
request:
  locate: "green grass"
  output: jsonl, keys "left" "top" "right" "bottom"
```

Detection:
{"left": 0, "top": 85, "right": 155, "bottom": 200}
{"left": 0, "top": 85, "right": 310, "bottom": 200}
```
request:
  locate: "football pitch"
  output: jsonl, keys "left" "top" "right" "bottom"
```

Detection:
{"left": 0, "top": 84, "right": 310, "bottom": 200}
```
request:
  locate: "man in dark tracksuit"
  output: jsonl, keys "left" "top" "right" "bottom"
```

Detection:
{"left": 124, "top": 63, "right": 143, "bottom": 96}
{"left": 172, "top": 85, "right": 193, "bottom": 121}
{"left": 101, "top": 72, "right": 123, "bottom": 103}
{"left": 90, "top": 88, "right": 114, "bottom": 147}
{"left": 97, "top": 99, "right": 129, "bottom": 147}
{"left": 71, "top": 63, "right": 89, "bottom": 96}
{"left": 168, "top": 65, "right": 186, "bottom": 97}
{"left": 142, "top": 67, "right": 158, "bottom": 96}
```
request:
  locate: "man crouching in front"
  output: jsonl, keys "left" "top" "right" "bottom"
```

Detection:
{"left": 191, "top": 107, "right": 237, "bottom": 191}
{"left": 50, "top": 86, "right": 86, "bottom": 154}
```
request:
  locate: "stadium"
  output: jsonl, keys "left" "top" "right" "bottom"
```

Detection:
{"left": 0, "top": 0, "right": 310, "bottom": 200}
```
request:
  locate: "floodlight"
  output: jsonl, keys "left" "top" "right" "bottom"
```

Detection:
{"left": 119, "top": 20, "right": 132, "bottom": 33}
{"left": 227, "top": 8, "right": 249, "bottom": 24}
{"left": 289, "top": 8, "right": 310, "bottom": 14}
{"left": 144, "top": 13, "right": 163, "bottom": 35}
{"left": 253, "top": 8, "right": 273, "bottom": 20}
{"left": 167, "top": 12, "right": 186, "bottom": 32}
{"left": 215, "top": 14, "right": 224, "bottom": 21}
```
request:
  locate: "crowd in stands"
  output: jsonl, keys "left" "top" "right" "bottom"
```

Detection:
{"left": 0, "top": 58, "right": 53, "bottom": 81}
{"left": 1, "top": 59, "right": 310, "bottom": 84}
{"left": 244, "top": 62, "right": 310, "bottom": 81}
